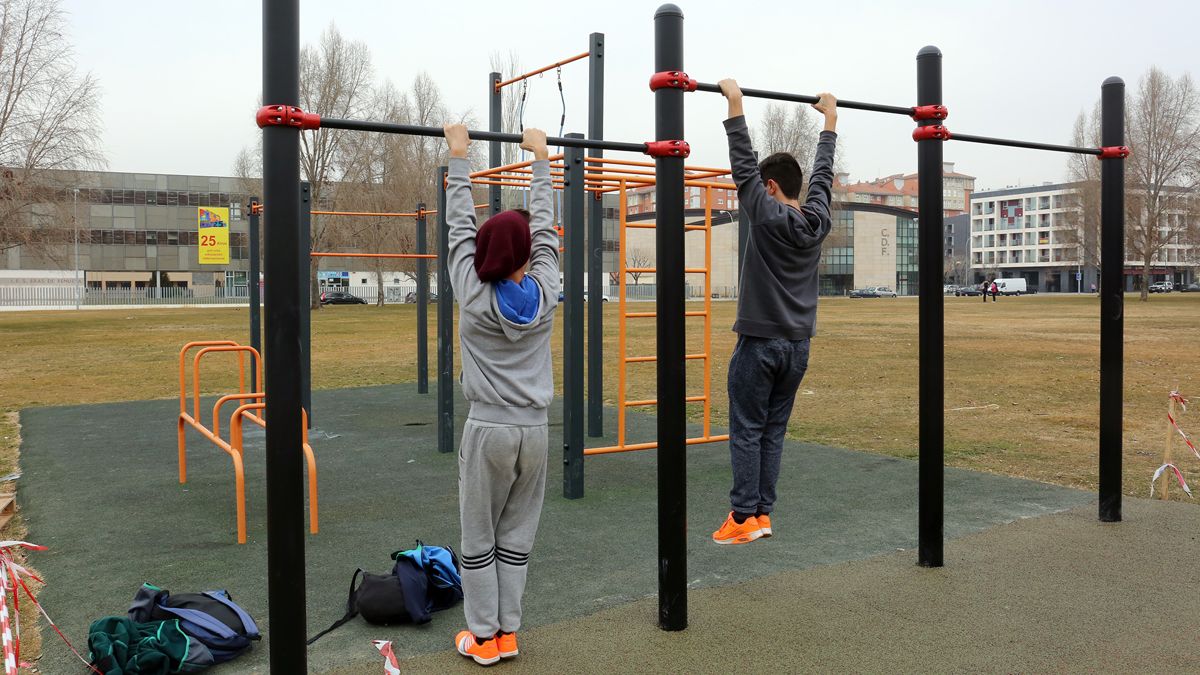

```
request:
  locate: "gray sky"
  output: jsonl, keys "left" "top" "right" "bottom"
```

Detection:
{"left": 66, "top": 0, "right": 1197, "bottom": 191}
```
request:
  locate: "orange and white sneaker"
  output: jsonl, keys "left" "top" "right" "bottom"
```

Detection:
{"left": 455, "top": 630, "right": 500, "bottom": 666}
{"left": 496, "top": 631, "right": 519, "bottom": 658}
{"left": 711, "top": 512, "right": 762, "bottom": 545}
{"left": 757, "top": 513, "right": 772, "bottom": 537}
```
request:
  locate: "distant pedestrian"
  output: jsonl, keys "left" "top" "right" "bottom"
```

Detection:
{"left": 1090, "top": 282, "right": 1097, "bottom": 294}
{"left": 981, "top": 280, "right": 989, "bottom": 303}
{"left": 989, "top": 280, "right": 999, "bottom": 302}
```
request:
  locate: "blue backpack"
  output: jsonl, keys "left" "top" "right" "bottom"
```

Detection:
{"left": 129, "top": 583, "right": 261, "bottom": 664}
{"left": 392, "top": 540, "right": 463, "bottom": 612}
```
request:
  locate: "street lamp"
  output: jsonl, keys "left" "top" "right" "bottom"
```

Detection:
{"left": 73, "top": 188, "right": 79, "bottom": 309}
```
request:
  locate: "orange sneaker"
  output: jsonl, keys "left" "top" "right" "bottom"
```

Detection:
{"left": 496, "top": 631, "right": 519, "bottom": 658}
{"left": 711, "top": 512, "right": 762, "bottom": 545}
{"left": 757, "top": 513, "right": 772, "bottom": 537}
{"left": 455, "top": 630, "right": 500, "bottom": 666}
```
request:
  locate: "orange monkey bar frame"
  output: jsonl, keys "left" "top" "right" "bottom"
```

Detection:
{"left": 177, "top": 340, "right": 318, "bottom": 544}
{"left": 467, "top": 158, "right": 735, "bottom": 456}
{"left": 495, "top": 51, "right": 590, "bottom": 91}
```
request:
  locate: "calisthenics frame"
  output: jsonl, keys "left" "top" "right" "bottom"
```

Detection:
{"left": 259, "top": 2, "right": 1127, "bottom": 668}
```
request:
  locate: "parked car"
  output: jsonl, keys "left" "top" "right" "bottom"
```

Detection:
{"left": 874, "top": 286, "right": 898, "bottom": 298}
{"left": 943, "top": 284, "right": 960, "bottom": 295}
{"left": 319, "top": 290, "right": 367, "bottom": 305}
{"left": 1149, "top": 281, "right": 1174, "bottom": 293}
{"left": 1180, "top": 282, "right": 1200, "bottom": 292}
{"left": 583, "top": 290, "right": 611, "bottom": 302}
{"left": 955, "top": 285, "right": 983, "bottom": 296}
{"left": 849, "top": 287, "right": 878, "bottom": 298}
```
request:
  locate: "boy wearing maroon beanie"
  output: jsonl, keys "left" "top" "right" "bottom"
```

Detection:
{"left": 443, "top": 124, "right": 559, "bottom": 666}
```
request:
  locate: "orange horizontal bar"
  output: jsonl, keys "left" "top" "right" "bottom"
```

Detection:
{"left": 626, "top": 395, "right": 706, "bottom": 408}
{"left": 470, "top": 155, "right": 566, "bottom": 178}
{"left": 626, "top": 267, "right": 655, "bottom": 274}
{"left": 311, "top": 252, "right": 437, "bottom": 259}
{"left": 584, "top": 434, "right": 730, "bottom": 456}
{"left": 312, "top": 210, "right": 420, "bottom": 218}
{"left": 625, "top": 311, "right": 707, "bottom": 318}
{"left": 496, "top": 52, "right": 590, "bottom": 90}
{"left": 625, "top": 353, "right": 707, "bottom": 363}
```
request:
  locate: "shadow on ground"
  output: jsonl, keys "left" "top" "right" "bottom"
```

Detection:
{"left": 19, "top": 384, "right": 1094, "bottom": 673}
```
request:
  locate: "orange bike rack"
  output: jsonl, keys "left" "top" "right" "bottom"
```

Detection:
{"left": 176, "top": 340, "right": 317, "bottom": 543}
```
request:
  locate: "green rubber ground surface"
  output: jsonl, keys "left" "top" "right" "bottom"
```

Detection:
{"left": 20, "top": 384, "right": 1095, "bottom": 672}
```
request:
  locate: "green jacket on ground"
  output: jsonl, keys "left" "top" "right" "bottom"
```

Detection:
{"left": 88, "top": 616, "right": 214, "bottom": 674}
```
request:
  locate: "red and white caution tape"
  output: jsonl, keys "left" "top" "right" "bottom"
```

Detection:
{"left": 0, "top": 541, "right": 101, "bottom": 675}
{"left": 374, "top": 639, "right": 400, "bottom": 675}
{"left": 1151, "top": 463, "right": 1193, "bottom": 498}
{"left": 1168, "top": 391, "right": 1198, "bottom": 461}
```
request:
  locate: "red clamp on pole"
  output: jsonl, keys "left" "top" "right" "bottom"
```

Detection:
{"left": 911, "top": 105, "right": 948, "bottom": 121}
{"left": 912, "top": 125, "right": 951, "bottom": 141}
{"left": 1098, "top": 145, "right": 1130, "bottom": 159}
{"left": 255, "top": 105, "right": 321, "bottom": 130}
{"left": 645, "top": 140, "right": 691, "bottom": 158}
{"left": 649, "top": 71, "right": 697, "bottom": 92}
{"left": 249, "top": 201, "right": 263, "bottom": 215}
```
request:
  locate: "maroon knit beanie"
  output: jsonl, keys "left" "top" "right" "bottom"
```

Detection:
{"left": 474, "top": 209, "right": 531, "bottom": 282}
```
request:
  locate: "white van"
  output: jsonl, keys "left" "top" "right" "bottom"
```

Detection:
{"left": 994, "top": 278, "right": 1027, "bottom": 296}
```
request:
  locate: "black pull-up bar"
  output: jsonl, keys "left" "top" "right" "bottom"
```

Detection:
{"left": 692, "top": 80, "right": 916, "bottom": 116}
{"left": 914, "top": 124, "right": 1127, "bottom": 157}
{"left": 648, "top": 71, "right": 919, "bottom": 117}
{"left": 256, "top": 105, "right": 686, "bottom": 157}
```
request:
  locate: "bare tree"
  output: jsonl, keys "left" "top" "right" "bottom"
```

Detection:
{"left": 1069, "top": 68, "right": 1200, "bottom": 300}
{"left": 1063, "top": 107, "right": 1103, "bottom": 272}
{"left": 753, "top": 103, "right": 819, "bottom": 177}
{"left": 298, "top": 25, "right": 375, "bottom": 308}
{"left": 0, "top": 0, "right": 104, "bottom": 260}
{"left": 627, "top": 248, "right": 653, "bottom": 285}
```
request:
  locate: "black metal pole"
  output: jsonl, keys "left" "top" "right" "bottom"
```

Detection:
{"left": 692, "top": 81, "right": 914, "bottom": 116}
{"left": 261, "top": 0, "right": 306, "bottom": 670}
{"left": 318, "top": 118, "right": 648, "bottom": 154}
{"left": 248, "top": 197, "right": 261, "bottom": 392}
{"left": 654, "top": 3, "right": 687, "bottom": 632}
{"left": 300, "top": 181, "right": 312, "bottom": 428}
{"left": 437, "top": 167, "right": 454, "bottom": 454}
{"left": 416, "top": 202, "right": 429, "bottom": 394}
{"left": 489, "top": 72, "right": 503, "bottom": 216}
{"left": 563, "top": 135, "right": 586, "bottom": 499}
{"left": 916, "top": 45, "right": 944, "bottom": 568}
{"left": 1098, "top": 76, "right": 1125, "bottom": 523}
{"left": 587, "top": 32, "right": 605, "bottom": 438}
{"left": 949, "top": 132, "right": 1102, "bottom": 156}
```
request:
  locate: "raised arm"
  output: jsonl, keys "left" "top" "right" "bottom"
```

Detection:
{"left": 521, "top": 128, "right": 560, "bottom": 305}
{"left": 719, "top": 78, "right": 789, "bottom": 228}
{"left": 443, "top": 123, "right": 490, "bottom": 314}
{"left": 792, "top": 93, "right": 839, "bottom": 247}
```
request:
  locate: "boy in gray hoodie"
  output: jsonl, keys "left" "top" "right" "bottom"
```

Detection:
{"left": 442, "top": 124, "right": 559, "bottom": 666}
{"left": 711, "top": 80, "right": 839, "bottom": 546}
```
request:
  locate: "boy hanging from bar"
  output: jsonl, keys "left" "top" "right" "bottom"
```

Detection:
{"left": 442, "top": 123, "right": 559, "bottom": 665}
{"left": 712, "top": 80, "right": 839, "bottom": 545}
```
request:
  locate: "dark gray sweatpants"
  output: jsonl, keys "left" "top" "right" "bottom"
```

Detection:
{"left": 458, "top": 419, "right": 548, "bottom": 638}
{"left": 727, "top": 335, "right": 811, "bottom": 517}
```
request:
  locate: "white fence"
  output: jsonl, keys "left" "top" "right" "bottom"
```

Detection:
{"left": 0, "top": 285, "right": 252, "bottom": 308}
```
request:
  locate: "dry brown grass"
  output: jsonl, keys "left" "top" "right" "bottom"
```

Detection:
{"left": 1, "top": 294, "right": 1197, "bottom": 504}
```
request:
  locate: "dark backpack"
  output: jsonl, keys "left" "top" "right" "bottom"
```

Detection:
{"left": 129, "top": 583, "right": 260, "bottom": 664}
{"left": 307, "top": 563, "right": 431, "bottom": 645}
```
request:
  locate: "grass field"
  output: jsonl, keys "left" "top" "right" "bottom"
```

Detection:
{"left": 2, "top": 293, "right": 1198, "bottom": 502}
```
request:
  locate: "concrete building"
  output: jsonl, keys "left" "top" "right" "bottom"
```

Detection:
{"left": 970, "top": 182, "right": 1198, "bottom": 292}
{"left": 2, "top": 169, "right": 253, "bottom": 294}
{"left": 836, "top": 162, "right": 975, "bottom": 217}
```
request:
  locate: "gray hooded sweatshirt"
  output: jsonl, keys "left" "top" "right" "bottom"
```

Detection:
{"left": 446, "top": 157, "right": 560, "bottom": 426}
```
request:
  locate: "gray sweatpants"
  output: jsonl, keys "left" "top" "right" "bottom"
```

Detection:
{"left": 458, "top": 419, "right": 548, "bottom": 638}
